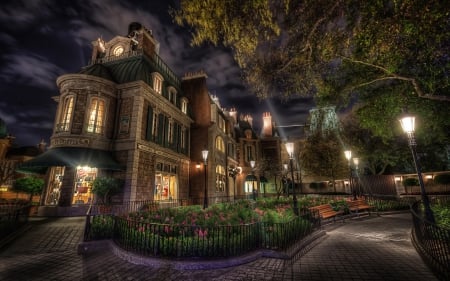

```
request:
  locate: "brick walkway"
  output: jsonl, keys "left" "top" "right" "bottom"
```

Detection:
{"left": 0, "top": 213, "right": 439, "bottom": 281}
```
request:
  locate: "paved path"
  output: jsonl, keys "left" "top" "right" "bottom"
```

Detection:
{"left": 0, "top": 213, "right": 439, "bottom": 281}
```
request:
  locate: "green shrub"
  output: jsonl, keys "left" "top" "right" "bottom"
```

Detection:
{"left": 403, "top": 178, "right": 419, "bottom": 187}
{"left": 434, "top": 174, "right": 450, "bottom": 185}
{"left": 91, "top": 215, "right": 114, "bottom": 239}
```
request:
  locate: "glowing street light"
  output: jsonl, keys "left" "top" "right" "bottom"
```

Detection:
{"left": 399, "top": 114, "right": 435, "bottom": 223}
{"left": 344, "top": 150, "right": 356, "bottom": 200}
{"left": 250, "top": 160, "right": 256, "bottom": 200}
{"left": 202, "top": 149, "right": 209, "bottom": 209}
{"left": 285, "top": 142, "right": 299, "bottom": 216}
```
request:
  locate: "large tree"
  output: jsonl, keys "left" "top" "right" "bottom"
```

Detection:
{"left": 172, "top": 0, "right": 449, "bottom": 101}
{"left": 172, "top": 0, "right": 449, "bottom": 140}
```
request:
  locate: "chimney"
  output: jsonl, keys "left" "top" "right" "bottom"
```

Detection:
{"left": 229, "top": 108, "right": 237, "bottom": 124}
{"left": 262, "top": 112, "right": 273, "bottom": 137}
{"left": 38, "top": 139, "right": 47, "bottom": 153}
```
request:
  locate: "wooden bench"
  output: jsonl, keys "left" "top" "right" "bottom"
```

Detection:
{"left": 346, "top": 198, "right": 374, "bottom": 217}
{"left": 309, "top": 204, "right": 344, "bottom": 222}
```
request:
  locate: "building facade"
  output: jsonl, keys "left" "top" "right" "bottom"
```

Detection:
{"left": 18, "top": 22, "right": 279, "bottom": 215}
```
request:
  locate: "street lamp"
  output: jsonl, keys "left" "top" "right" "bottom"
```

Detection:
{"left": 399, "top": 114, "right": 435, "bottom": 223}
{"left": 344, "top": 150, "right": 356, "bottom": 200}
{"left": 228, "top": 166, "right": 241, "bottom": 200}
{"left": 202, "top": 149, "right": 209, "bottom": 209}
{"left": 250, "top": 160, "right": 256, "bottom": 200}
{"left": 353, "top": 157, "right": 359, "bottom": 198}
{"left": 285, "top": 142, "right": 299, "bottom": 215}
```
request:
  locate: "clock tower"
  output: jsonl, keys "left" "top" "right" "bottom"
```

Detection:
{"left": 90, "top": 22, "right": 160, "bottom": 62}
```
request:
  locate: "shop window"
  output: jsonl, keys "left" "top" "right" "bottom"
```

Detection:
{"left": 45, "top": 166, "right": 65, "bottom": 205}
{"left": 154, "top": 163, "right": 178, "bottom": 201}
{"left": 72, "top": 166, "right": 97, "bottom": 205}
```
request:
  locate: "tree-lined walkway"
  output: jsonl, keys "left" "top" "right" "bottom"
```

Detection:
{"left": 0, "top": 213, "right": 438, "bottom": 280}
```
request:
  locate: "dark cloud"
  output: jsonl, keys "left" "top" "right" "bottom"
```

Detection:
{"left": 0, "top": 0, "right": 314, "bottom": 146}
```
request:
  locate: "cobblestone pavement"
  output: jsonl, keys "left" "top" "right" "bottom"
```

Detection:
{"left": 0, "top": 213, "right": 439, "bottom": 281}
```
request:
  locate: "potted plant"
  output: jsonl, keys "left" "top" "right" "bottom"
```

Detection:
{"left": 91, "top": 177, "right": 123, "bottom": 212}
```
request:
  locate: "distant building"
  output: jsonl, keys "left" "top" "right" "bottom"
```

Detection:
{"left": 0, "top": 118, "right": 46, "bottom": 200}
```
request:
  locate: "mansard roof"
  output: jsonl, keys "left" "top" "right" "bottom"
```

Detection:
{"left": 80, "top": 52, "right": 182, "bottom": 94}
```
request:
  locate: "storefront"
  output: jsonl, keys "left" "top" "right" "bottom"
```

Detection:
{"left": 19, "top": 147, "right": 124, "bottom": 207}
{"left": 153, "top": 162, "right": 178, "bottom": 201}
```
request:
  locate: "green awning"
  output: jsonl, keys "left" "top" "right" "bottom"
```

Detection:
{"left": 17, "top": 147, "right": 125, "bottom": 173}
{"left": 245, "top": 174, "right": 257, "bottom": 181}
{"left": 259, "top": 176, "right": 268, "bottom": 183}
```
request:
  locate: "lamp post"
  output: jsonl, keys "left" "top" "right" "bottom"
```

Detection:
{"left": 250, "top": 160, "right": 256, "bottom": 200}
{"left": 399, "top": 115, "right": 435, "bottom": 223}
{"left": 283, "top": 163, "right": 288, "bottom": 196}
{"left": 353, "top": 157, "right": 359, "bottom": 198}
{"left": 285, "top": 142, "right": 299, "bottom": 216}
{"left": 228, "top": 166, "right": 241, "bottom": 200}
{"left": 344, "top": 150, "right": 356, "bottom": 200}
{"left": 202, "top": 149, "right": 209, "bottom": 209}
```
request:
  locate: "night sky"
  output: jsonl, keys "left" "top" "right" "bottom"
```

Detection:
{"left": 0, "top": 0, "right": 314, "bottom": 148}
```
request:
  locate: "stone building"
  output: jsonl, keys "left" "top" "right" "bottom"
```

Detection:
{"left": 20, "top": 22, "right": 281, "bottom": 215}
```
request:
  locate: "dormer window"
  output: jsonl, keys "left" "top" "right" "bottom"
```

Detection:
{"left": 168, "top": 87, "right": 177, "bottom": 104}
{"left": 181, "top": 98, "right": 188, "bottom": 114}
{"left": 152, "top": 73, "right": 163, "bottom": 94}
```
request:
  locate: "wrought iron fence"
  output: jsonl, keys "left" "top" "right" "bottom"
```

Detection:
{"left": 411, "top": 198, "right": 450, "bottom": 281}
{"left": 83, "top": 201, "right": 320, "bottom": 258}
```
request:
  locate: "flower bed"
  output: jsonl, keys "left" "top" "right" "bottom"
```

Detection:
{"left": 88, "top": 197, "right": 320, "bottom": 258}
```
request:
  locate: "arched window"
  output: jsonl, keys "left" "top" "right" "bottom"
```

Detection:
{"left": 215, "top": 165, "right": 226, "bottom": 192}
{"left": 215, "top": 136, "right": 225, "bottom": 153}
{"left": 57, "top": 96, "right": 74, "bottom": 132}
{"left": 152, "top": 73, "right": 163, "bottom": 94}
{"left": 87, "top": 98, "right": 105, "bottom": 134}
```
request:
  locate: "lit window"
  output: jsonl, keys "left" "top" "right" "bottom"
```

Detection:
{"left": 181, "top": 98, "right": 188, "bottom": 114}
{"left": 57, "top": 96, "right": 74, "bottom": 132}
{"left": 87, "top": 98, "right": 105, "bottom": 134}
{"left": 215, "top": 165, "right": 226, "bottom": 192}
{"left": 152, "top": 73, "right": 163, "bottom": 94}
{"left": 215, "top": 136, "right": 225, "bottom": 153}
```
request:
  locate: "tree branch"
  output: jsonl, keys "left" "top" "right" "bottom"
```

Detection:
{"left": 342, "top": 57, "right": 450, "bottom": 102}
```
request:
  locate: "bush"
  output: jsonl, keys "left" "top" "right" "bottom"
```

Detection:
{"left": 13, "top": 176, "right": 44, "bottom": 201}
{"left": 92, "top": 177, "right": 124, "bottom": 204}
{"left": 403, "top": 178, "right": 419, "bottom": 187}
{"left": 434, "top": 174, "right": 450, "bottom": 185}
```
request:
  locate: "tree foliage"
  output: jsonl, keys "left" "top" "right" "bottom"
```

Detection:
{"left": 92, "top": 177, "right": 124, "bottom": 205}
{"left": 13, "top": 176, "right": 44, "bottom": 201}
{"left": 301, "top": 132, "right": 347, "bottom": 182}
{"left": 172, "top": 0, "right": 449, "bottom": 101}
{"left": 172, "top": 0, "right": 449, "bottom": 144}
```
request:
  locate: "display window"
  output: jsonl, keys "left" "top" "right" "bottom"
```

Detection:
{"left": 154, "top": 172, "right": 177, "bottom": 201}
{"left": 45, "top": 166, "right": 65, "bottom": 205}
{"left": 72, "top": 166, "right": 97, "bottom": 204}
